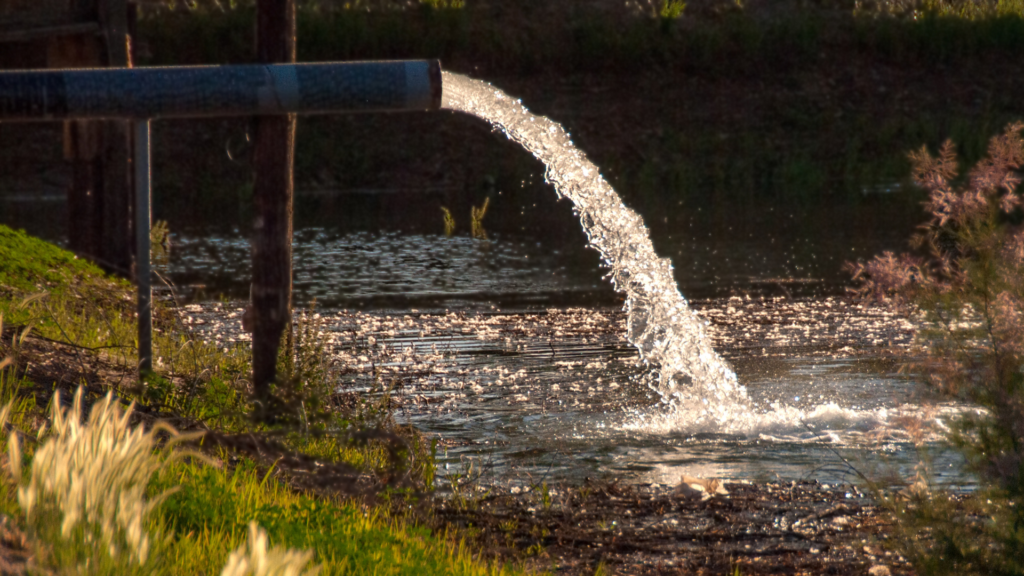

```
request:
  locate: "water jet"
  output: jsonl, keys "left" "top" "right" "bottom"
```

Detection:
{"left": 441, "top": 72, "right": 749, "bottom": 420}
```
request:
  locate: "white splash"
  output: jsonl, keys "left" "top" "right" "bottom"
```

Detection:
{"left": 443, "top": 72, "right": 751, "bottom": 425}
{"left": 621, "top": 401, "right": 973, "bottom": 445}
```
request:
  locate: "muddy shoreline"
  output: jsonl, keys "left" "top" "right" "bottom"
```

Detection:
{"left": 434, "top": 477, "right": 910, "bottom": 575}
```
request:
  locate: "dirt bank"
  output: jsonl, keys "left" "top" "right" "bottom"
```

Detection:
{"left": 436, "top": 478, "right": 911, "bottom": 575}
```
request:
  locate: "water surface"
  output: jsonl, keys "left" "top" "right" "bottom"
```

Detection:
{"left": 180, "top": 296, "right": 970, "bottom": 488}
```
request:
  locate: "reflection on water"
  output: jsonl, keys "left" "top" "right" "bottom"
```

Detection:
{"left": 0, "top": 100, "right": 947, "bottom": 489}
{"left": 169, "top": 229, "right": 612, "bottom": 309}
{"left": 1, "top": 183, "right": 920, "bottom": 305}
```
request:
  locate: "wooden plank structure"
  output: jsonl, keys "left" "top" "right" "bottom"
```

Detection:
{"left": 0, "top": 0, "right": 135, "bottom": 277}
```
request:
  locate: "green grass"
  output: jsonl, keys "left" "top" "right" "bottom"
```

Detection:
{"left": 0, "top": 224, "right": 252, "bottom": 425}
{"left": 0, "top": 226, "right": 520, "bottom": 574}
{"left": 153, "top": 458, "right": 513, "bottom": 575}
{"left": 137, "top": 1, "right": 1024, "bottom": 72}
{"left": 0, "top": 379, "right": 517, "bottom": 575}
{"left": 0, "top": 225, "right": 144, "bottom": 367}
{"left": 0, "top": 225, "right": 124, "bottom": 296}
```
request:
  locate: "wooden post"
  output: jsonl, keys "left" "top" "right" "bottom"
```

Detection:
{"left": 251, "top": 0, "right": 297, "bottom": 414}
{"left": 47, "top": 0, "right": 134, "bottom": 278}
{"left": 98, "top": 0, "right": 134, "bottom": 278}
{"left": 49, "top": 34, "right": 104, "bottom": 263}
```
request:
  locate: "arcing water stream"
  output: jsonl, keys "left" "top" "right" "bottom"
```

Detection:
{"left": 442, "top": 72, "right": 748, "bottom": 422}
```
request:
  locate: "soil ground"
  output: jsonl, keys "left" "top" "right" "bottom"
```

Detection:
{"left": 438, "top": 478, "right": 910, "bottom": 575}
{"left": 3, "top": 328, "right": 916, "bottom": 575}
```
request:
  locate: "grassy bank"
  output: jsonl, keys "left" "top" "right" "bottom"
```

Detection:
{"left": 139, "top": 0, "right": 1024, "bottom": 73}
{"left": 0, "top": 224, "right": 524, "bottom": 575}
{"left": 5, "top": 1, "right": 1021, "bottom": 236}
{"left": 115, "top": 0, "right": 1024, "bottom": 235}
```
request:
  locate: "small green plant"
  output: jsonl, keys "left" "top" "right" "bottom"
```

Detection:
{"left": 272, "top": 302, "right": 336, "bottom": 428}
{"left": 150, "top": 219, "right": 171, "bottom": 270}
{"left": 443, "top": 459, "right": 484, "bottom": 511}
{"left": 0, "top": 297, "right": 36, "bottom": 374}
{"left": 442, "top": 206, "right": 456, "bottom": 236}
{"left": 0, "top": 353, "right": 33, "bottom": 451}
{"left": 498, "top": 518, "right": 518, "bottom": 534}
{"left": 528, "top": 525, "right": 549, "bottom": 541}
{"left": 220, "top": 521, "right": 321, "bottom": 576}
{"left": 539, "top": 481, "right": 552, "bottom": 511}
{"left": 3, "top": 388, "right": 193, "bottom": 569}
{"left": 423, "top": 437, "right": 440, "bottom": 492}
{"left": 499, "top": 518, "right": 518, "bottom": 548}
{"left": 577, "top": 485, "right": 592, "bottom": 501}
{"left": 659, "top": 0, "right": 686, "bottom": 19}
{"left": 471, "top": 197, "right": 490, "bottom": 240}
{"left": 420, "top": 0, "right": 465, "bottom": 9}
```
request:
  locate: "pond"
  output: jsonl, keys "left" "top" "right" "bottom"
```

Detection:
{"left": 166, "top": 215, "right": 972, "bottom": 490}
{"left": 0, "top": 186, "right": 973, "bottom": 489}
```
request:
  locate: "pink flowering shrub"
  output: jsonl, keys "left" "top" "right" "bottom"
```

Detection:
{"left": 849, "top": 121, "right": 1024, "bottom": 575}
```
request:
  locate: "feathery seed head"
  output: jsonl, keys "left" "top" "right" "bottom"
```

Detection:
{"left": 220, "top": 521, "right": 320, "bottom": 576}
{"left": 14, "top": 387, "right": 179, "bottom": 565}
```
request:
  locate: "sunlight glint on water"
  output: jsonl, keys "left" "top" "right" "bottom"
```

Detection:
{"left": 442, "top": 72, "right": 750, "bottom": 424}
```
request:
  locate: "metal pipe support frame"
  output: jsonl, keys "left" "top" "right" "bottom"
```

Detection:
{"left": 0, "top": 59, "right": 443, "bottom": 376}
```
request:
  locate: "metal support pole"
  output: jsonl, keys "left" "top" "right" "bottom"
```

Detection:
{"left": 134, "top": 119, "right": 152, "bottom": 376}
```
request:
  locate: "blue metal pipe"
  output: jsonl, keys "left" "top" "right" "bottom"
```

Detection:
{"left": 0, "top": 60, "right": 441, "bottom": 120}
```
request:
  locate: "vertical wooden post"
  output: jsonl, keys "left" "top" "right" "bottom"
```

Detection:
{"left": 49, "top": 34, "right": 104, "bottom": 262}
{"left": 98, "top": 0, "right": 134, "bottom": 278}
{"left": 251, "top": 0, "right": 297, "bottom": 415}
{"left": 48, "top": 0, "right": 134, "bottom": 278}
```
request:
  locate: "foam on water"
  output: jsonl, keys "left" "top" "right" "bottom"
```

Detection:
{"left": 620, "top": 401, "right": 973, "bottom": 446}
{"left": 443, "top": 72, "right": 750, "bottom": 426}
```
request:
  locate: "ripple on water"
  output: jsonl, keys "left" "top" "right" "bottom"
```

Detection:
{"left": 168, "top": 229, "right": 607, "bottom": 308}
{"left": 180, "top": 298, "right": 975, "bottom": 486}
